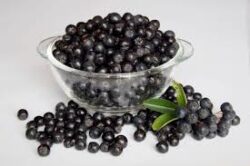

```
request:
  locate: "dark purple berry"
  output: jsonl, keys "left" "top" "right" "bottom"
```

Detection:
{"left": 134, "top": 129, "right": 146, "bottom": 142}
{"left": 187, "top": 100, "right": 200, "bottom": 112}
{"left": 220, "top": 102, "right": 233, "bottom": 112}
{"left": 177, "top": 120, "right": 191, "bottom": 133}
{"left": 17, "top": 109, "right": 28, "bottom": 120}
{"left": 115, "top": 135, "right": 128, "bottom": 148}
{"left": 26, "top": 128, "right": 37, "bottom": 140}
{"left": 167, "top": 135, "right": 179, "bottom": 146}
{"left": 75, "top": 139, "right": 87, "bottom": 150}
{"left": 100, "top": 142, "right": 110, "bottom": 152}
{"left": 88, "top": 142, "right": 99, "bottom": 153}
{"left": 197, "top": 108, "right": 211, "bottom": 120}
{"left": 193, "top": 92, "right": 202, "bottom": 100}
{"left": 176, "top": 107, "right": 187, "bottom": 119}
{"left": 185, "top": 112, "right": 198, "bottom": 124}
{"left": 200, "top": 98, "right": 213, "bottom": 110}
{"left": 231, "top": 115, "right": 240, "bottom": 126}
{"left": 122, "top": 113, "right": 133, "bottom": 124}
{"left": 37, "top": 144, "right": 50, "bottom": 157}
{"left": 156, "top": 141, "right": 169, "bottom": 153}
{"left": 184, "top": 85, "right": 194, "bottom": 96}
{"left": 102, "top": 131, "right": 115, "bottom": 142}
{"left": 110, "top": 143, "right": 123, "bottom": 156}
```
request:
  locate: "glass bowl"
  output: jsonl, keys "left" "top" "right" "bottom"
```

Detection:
{"left": 37, "top": 36, "right": 193, "bottom": 114}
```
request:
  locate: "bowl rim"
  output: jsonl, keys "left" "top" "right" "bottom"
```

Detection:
{"left": 39, "top": 36, "right": 193, "bottom": 78}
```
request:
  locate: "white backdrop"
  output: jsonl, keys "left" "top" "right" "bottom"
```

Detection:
{"left": 0, "top": 0, "right": 249, "bottom": 165}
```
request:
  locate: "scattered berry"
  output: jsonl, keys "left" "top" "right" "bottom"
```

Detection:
{"left": 37, "top": 144, "right": 50, "bottom": 157}
{"left": 156, "top": 141, "right": 169, "bottom": 153}
{"left": 134, "top": 129, "right": 146, "bottom": 142}
{"left": 110, "top": 143, "right": 123, "bottom": 156}
{"left": 17, "top": 109, "right": 28, "bottom": 120}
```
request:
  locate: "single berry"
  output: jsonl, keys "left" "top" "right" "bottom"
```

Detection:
{"left": 43, "top": 112, "right": 54, "bottom": 121}
{"left": 26, "top": 128, "right": 37, "bottom": 140}
{"left": 17, "top": 109, "right": 28, "bottom": 120}
{"left": 108, "top": 12, "right": 121, "bottom": 23}
{"left": 222, "top": 111, "right": 236, "bottom": 121}
{"left": 133, "top": 115, "right": 145, "bottom": 126}
{"left": 217, "top": 128, "right": 229, "bottom": 137}
{"left": 192, "top": 132, "right": 205, "bottom": 141}
{"left": 84, "top": 116, "right": 94, "bottom": 128}
{"left": 93, "top": 112, "right": 104, "bottom": 121}
{"left": 157, "top": 132, "right": 168, "bottom": 142}
{"left": 156, "top": 141, "right": 169, "bottom": 153}
{"left": 102, "top": 131, "right": 115, "bottom": 142}
{"left": 184, "top": 85, "right": 194, "bottom": 96}
{"left": 194, "top": 123, "right": 209, "bottom": 136}
{"left": 68, "top": 100, "right": 78, "bottom": 108}
{"left": 34, "top": 116, "right": 44, "bottom": 126}
{"left": 115, "top": 116, "right": 124, "bottom": 126}
{"left": 63, "top": 138, "right": 75, "bottom": 148}
{"left": 115, "top": 135, "right": 128, "bottom": 148}
{"left": 110, "top": 143, "right": 123, "bottom": 156}
{"left": 177, "top": 120, "right": 192, "bottom": 133}
{"left": 220, "top": 102, "right": 233, "bottom": 112}
{"left": 39, "top": 137, "right": 53, "bottom": 147}
{"left": 88, "top": 142, "right": 99, "bottom": 153}
{"left": 122, "top": 113, "right": 133, "bottom": 124}
{"left": 75, "top": 139, "right": 87, "bottom": 150}
{"left": 100, "top": 142, "right": 110, "bottom": 152}
{"left": 66, "top": 24, "right": 77, "bottom": 35}
{"left": 175, "top": 132, "right": 185, "bottom": 140}
{"left": 187, "top": 100, "right": 200, "bottom": 112}
{"left": 205, "top": 115, "right": 217, "bottom": 124}
{"left": 200, "top": 98, "right": 213, "bottom": 110}
{"left": 197, "top": 108, "right": 211, "bottom": 120}
{"left": 176, "top": 107, "right": 187, "bottom": 119}
{"left": 89, "top": 127, "right": 102, "bottom": 139}
{"left": 231, "top": 115, "right": 240, "bottom": 126}
{"left": 164, "top": 30, "right": 175, "bottom": 38}
{"left": 185, "top": 112, "right": 198, "bottom": 124}
{"left": 193, "top": 92, "right": 202, "bottom": 100}
{"left": 134, "top": 129, "right": 146, "bottom": 142}
{"left": 207, "top": 123, "right": 218, "bottom": 132}
{"left": 52, "top": 131, "right": 64, "bottom": 143}
{"left": 167, "top": 135, "right": 179, "bottom": 146}
{"left": 217, "top": 119, "right": 231, "bottom": 130}
{"left": 26, "top": 120, "right": 37, "bottom": 129}
{"left": 37, "top": 144, "right": 50, "bottom": 157}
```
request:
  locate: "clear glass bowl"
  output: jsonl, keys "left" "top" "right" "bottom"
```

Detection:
{"left": 37, "top": 36, "right": 193, "bottom": 114}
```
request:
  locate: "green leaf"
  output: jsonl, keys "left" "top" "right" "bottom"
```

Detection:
{"left": 152, "top": 112, "right": 179, "bottom": 131}
{"left": 143, "top": 98, "right": 178, "bottom": 114}
{"left": 172, "top": 81, "right": 187, "bottom": 107}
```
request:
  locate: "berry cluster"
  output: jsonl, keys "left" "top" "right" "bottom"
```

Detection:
{"left": 160, "top": 85, "right": 240, "bottom": 143}
{"left": 17, "top": 83, "right": 240, "bottom": 156}
{"left": 53, "top": 12, "right": 178, "bottom": 73}
{"left": 21, "top": 101, "right": 129, "bottom": 156}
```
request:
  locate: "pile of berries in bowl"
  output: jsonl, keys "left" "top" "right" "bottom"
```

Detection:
{"left": 37, "top": 12, "right": 193, "bottom": 113}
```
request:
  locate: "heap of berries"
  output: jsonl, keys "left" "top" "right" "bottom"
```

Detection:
{"left": 19, "top": 100, "right": 130, "bottom": 156}
{"left": 156, "top": 85, "right": 241, "bottom": 152}
{"left": 17, "top": 84, "right": 240, "bottom": 156}
{"left": 53, "top": 12, "right": 178, "bottom": 73}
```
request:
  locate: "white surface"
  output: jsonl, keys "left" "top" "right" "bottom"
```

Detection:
{"left": 0, "top": 0, "right": 250, "bottom": 165}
